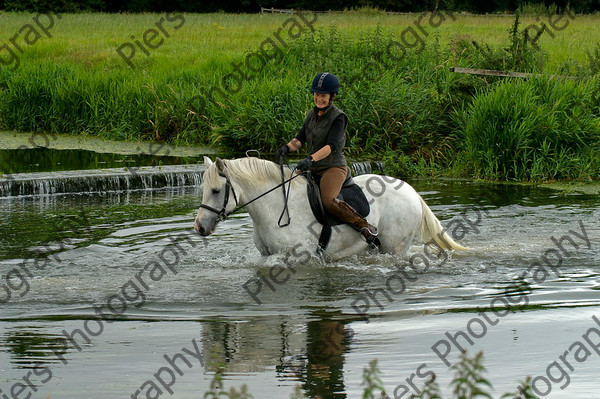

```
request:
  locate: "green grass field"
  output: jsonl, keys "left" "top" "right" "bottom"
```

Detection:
{"left": 1, "top": 11, "right": 598, "bottom": 71}
{"left": 0, "top": 10, "right": 599, "bottom": 181}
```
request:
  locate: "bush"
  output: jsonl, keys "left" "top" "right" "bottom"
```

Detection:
{"left": 457, "top": 77, "right": 600, "bottom": 180}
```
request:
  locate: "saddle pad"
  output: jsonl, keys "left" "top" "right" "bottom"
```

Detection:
{"left": 307, "top": 175, "right": 370, "bottom": 227}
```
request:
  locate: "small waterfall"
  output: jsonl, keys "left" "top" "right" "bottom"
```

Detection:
{"left": 1, "top": 161, "right": 385, "bottom": 198}
{"left": 350, "top": 161, "right": 384, "bottom": 176}
{"left": 0, "top": 164, "right": 206, "bottom": 197}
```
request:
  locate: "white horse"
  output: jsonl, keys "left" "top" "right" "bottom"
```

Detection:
{"left": 194, "top": 157, "right": 466, "bottom": 260}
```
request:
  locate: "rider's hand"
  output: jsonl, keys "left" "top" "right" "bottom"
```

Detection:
{"left": 296, "top": 156, "right": 313, "bottom": 172}
{"left": 276, "top": 144, "right": 290, "bottom": 160}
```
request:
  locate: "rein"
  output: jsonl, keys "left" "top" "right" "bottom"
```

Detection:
{"left": 200, "top": 170, "right": 302, "bottom": 222}
{"left": 277, "top": 157, "right": 292, "bottom": 227}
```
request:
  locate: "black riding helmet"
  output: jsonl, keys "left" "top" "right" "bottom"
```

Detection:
{"left": 310, "top": 72, "right": 339, "bottom": 95}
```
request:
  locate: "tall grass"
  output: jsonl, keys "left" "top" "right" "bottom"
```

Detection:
{"left": 449, "top": 13, "right": 546, "bottom": 73}
{"left": 455, "top": 77, "right": 600, "bottom": 180}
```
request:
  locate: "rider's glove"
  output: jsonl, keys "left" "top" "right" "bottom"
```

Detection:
{"left": 276, "top": 144, "right": 290, "bottom": 160}
{"left": 296, "top": 156, "right": 313, "bottom": 172}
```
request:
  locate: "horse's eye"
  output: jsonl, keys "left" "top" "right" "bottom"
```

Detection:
{"left": 212, "top": 189, "right": 221, "bottom": 194}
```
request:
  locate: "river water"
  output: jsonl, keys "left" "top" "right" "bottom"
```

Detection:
{"left": 0, "top": 178, "right": 598, "bottom": 398}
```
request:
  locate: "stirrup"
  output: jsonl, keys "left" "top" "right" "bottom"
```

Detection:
{"left": 360, "top": 226, "right": 380, "bottom": 247}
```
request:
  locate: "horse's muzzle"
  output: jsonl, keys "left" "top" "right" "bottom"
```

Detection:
{"left": 194, "top": 219, "right": 212, "bottom": 236}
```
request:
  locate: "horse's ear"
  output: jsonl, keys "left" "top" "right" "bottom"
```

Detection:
{"left": 215, "top": 158, "right": 226, "bottom": 172}
{"left": 203, "top": 156, "right": 213, "bottom": 166}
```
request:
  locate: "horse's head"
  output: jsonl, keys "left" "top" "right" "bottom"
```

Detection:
{"left": 194, "top": 157, "right": 238, "bottom": 236}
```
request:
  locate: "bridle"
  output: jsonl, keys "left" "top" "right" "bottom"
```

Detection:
{"left": 199, "top": 170, "right": 302, "bottom": 223}
{"left": 199, "top": 172, "right": 239, "bottom": 222}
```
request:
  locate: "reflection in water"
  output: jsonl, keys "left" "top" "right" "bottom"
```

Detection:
{"left": 303, "top": 315, "right": 353, "bottom": 399}
{"left": 1, "top": 328, "right": 68, "bottom": 368}
{"left": 200, "top": 312, "right": 354, "bottom": 398}
{"left": 201, "top": 318, "right": 305, "bottom": 374}
{"left": 0, "top": 147, "right": 203, "bottom": 174}
{"left": 0, "top": 186, "right": 201, "bottom": 260}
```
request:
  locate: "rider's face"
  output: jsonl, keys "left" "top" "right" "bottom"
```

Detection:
{"left": 313, "top": 92, "right": 331, "bottom": 108}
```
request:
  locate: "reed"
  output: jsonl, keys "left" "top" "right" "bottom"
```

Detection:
{"left": 457, "top": 77, "right": 600, "bottom": 180}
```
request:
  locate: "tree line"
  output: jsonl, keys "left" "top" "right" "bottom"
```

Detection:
{"left": 1, "top": 0, "right": 599, "bottom": 13}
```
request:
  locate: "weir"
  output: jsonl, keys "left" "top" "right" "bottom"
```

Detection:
{"left": 0, "top": 165, "right": 205, "bottom": 197}
{"left": 0, "top": 161, "right": 385, "bottom": 197}
{"left": 351, "top": 161, "right": 384, "bottom": 176}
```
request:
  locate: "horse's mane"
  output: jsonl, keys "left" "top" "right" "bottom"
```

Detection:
{"left": 204, "top": 157, "right": 303, "bottom": 189}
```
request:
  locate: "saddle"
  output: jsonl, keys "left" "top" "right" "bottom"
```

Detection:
{"left": 305, "top": 167, "right": 370, "bottom": 252}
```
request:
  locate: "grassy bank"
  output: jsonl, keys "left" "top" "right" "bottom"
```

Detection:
{"left": 0, "top": 11, "right": 599, "bottom": 181}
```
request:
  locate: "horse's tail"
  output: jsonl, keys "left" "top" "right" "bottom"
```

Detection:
{"left": 417, "top": 196, "right": 469, "bottom": 251}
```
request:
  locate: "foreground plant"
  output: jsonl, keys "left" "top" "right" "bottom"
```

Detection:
{"left": 412, "top": 374, "right": 442, "bottom": 399}
{"left": 362, "top": 359, "right": 388, "bottom": 399}
{"left": 204, "top": 363, "right": 253, "bottom": 399}
{"left": 200, "top": 350, "right": 538, "bottom": 398}
{"left": 204, "top": 344, "right": 253, "bottom": 399}
{"left": 449, "top": 351, "right": 492, "bottom": 398}
{"left": 501, "top": 376, "right": 539, "bottom": 399}
{"left": 412, "top": 351, "right": 539, "bottom": 399}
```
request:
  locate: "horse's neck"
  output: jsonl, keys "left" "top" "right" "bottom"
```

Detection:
{"left": 233, "top": 175, "right": 298, "bottom": 221}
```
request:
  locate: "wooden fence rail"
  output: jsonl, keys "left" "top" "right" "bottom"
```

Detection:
{"left": 260, "top": 7, "right": 294, "bottom": 13}
{"left": 450, "top": 67, "right": 576, "bottom": 80}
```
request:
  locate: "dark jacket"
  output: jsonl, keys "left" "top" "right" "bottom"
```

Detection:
{"left": 296, "top": 104, "right": 347, "bottom": 172}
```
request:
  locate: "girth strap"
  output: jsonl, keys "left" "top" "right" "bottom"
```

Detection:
{"left": 318, "top": 225, "right": 332, "bottom": 254}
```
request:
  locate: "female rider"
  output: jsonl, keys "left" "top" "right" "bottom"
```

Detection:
{"left": 276, "top": 72, "right": 378, "bottom": 244}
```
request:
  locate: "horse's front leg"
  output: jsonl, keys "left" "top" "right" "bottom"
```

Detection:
{"left": 253, "top": 229, "right": 271, "bottom": 256}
